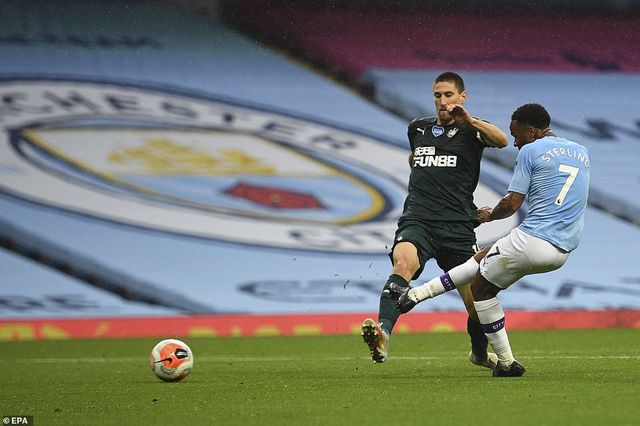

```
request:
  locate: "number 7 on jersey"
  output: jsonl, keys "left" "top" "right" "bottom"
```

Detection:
{"left": 555, "top": 164, "right": 580, "bottom": 205}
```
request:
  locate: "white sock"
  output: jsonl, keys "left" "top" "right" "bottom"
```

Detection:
{"left": 448, "top": 257, "right": 479, "bottom": 288}
{"left": 474, "top": 298, "right": 514, "bottom": 366}
{"left": 411, "top": 257, "right": 479, "bottom": 302}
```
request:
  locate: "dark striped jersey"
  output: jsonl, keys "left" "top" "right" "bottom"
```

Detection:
{"left": 402, "top": 116, "right": 492, "bottom": 223}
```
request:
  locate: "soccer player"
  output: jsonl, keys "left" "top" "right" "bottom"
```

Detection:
{"left": 361, "top": 72, "right": 508, "bottom": 366}
{"left": 394, "top": 103, "right": 591, "bottom": 376}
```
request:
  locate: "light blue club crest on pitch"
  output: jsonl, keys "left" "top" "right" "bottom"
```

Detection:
{"left": 14, "top": 121, "right": 403, "bottom": 226}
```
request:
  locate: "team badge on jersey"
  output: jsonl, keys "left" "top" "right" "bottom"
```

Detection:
{"left": 447, "top": 128, "right": 459, "bottom": 138}
{"left": 432, "top": 126, "right": 444, "bottom": 137}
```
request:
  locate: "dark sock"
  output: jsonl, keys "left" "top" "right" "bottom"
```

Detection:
{"left": 467, "top": 316, "right": 489, "bottom": 360}
{"left": 378, "top": 274, "right": 409, "bottom": 335}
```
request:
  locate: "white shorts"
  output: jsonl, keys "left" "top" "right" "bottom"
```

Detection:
{"left": 479, "top": 228, "right": 570, "bottom": 289}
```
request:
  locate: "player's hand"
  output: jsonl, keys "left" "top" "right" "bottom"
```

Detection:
{"left": 477, "top": 206, "right": 493, "bottom": 223}
{"left": 446, "top": 104, "right": 471, "bottom": 124}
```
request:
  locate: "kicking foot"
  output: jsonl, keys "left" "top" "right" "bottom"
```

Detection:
{"left": 468, "top": 351, "right": 498, "bottom": 369}
{"left": 492, "top": 360, "right": 526, "bottom": 377}
{"left": 389, "top": 283, "right": 418, "bottom": 314}
{"left": 361, "top": 318, "right": 389, "bottom": 363}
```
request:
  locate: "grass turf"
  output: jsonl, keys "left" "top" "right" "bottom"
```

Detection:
{"left": 2, "top": 328, "right": 640, "bottom": 425}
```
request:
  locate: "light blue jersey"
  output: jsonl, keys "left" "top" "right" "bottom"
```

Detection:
{"left": 508, "top": 136, "right": 590, "bottom": 252}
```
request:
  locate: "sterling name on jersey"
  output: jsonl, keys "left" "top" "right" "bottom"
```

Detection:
{"left": 509, "top": 136, "right": 590, "bottom": 252}
{"left": 402, "top": 117, "right": 491, "bottom": 222}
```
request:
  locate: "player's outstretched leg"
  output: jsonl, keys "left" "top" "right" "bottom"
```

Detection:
{"left": 409, "top": 257, "right": 481, "bottom": 305}
{"left": 361, "top": 318, "right": 389, "bottom": 363}
{"left": 392, "top": 257, "right": 482, "bottom": 315}
{"left": 389, "top": 270, "right": 462, "bottom": 314}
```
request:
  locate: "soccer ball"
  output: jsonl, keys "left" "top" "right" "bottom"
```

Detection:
{"left": 149, "top": 339, "right": 194, "bottom": 382}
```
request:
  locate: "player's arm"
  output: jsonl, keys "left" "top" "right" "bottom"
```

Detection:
{"left": 448, "top": 105, "right": 508, "bottom": 148}
{"left": 477, "top": 191, "right": 525, "bottom": 223}
{"left": 469, "top": 117, "right": 509, "bottom": 148}
{"left": 408, "top": 153, "right": 413, "bottom": 167}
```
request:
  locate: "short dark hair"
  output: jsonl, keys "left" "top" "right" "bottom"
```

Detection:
{"left": 511, "top": 103, "right": 551, "bottom": 129}
{"left": 434, "top": 72, "right": 465, "bottom": 93}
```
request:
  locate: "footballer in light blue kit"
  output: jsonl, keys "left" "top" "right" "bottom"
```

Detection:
{"left": 509, "top": 134, "right": 590, "bottom": 253}
{"left": 393, "top": 103, "right": 591, "bottom": 377}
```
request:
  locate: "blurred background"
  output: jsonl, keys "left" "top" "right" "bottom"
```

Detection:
{"left": 1, "top": 0, "right": 639, "bottom": 340}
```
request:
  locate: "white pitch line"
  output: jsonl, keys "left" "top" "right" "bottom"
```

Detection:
{"left": 15, "top": 354, "right": 640, "bottom": 364}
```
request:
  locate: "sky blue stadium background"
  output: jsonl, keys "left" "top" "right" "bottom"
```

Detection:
{"left": 1, "top": 0, "right": 639, "bottom": 320}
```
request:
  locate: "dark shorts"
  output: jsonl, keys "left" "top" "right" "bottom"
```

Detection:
{"left": 389, "top": 218, "right": 478, "bottom": 280}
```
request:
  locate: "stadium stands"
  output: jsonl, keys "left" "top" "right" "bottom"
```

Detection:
{"left": 230, "top": 6, "right": 640, "bottom": 77}
{"left": 230, "top": 5, "right": 640, "bottom": 224}
{"left": 364, "top": 69, "right": 640, "bottom": 223}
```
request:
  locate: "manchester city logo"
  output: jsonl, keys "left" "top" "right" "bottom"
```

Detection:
{"left": 0, "top": 79, "right": 516, "bottom": 253}
{"left": 0, "top": 79, "right": 411, "bottom": 254}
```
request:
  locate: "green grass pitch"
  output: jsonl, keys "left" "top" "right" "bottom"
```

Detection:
{"left": 3, "top": 328, "right": 640, "bottom": 425}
